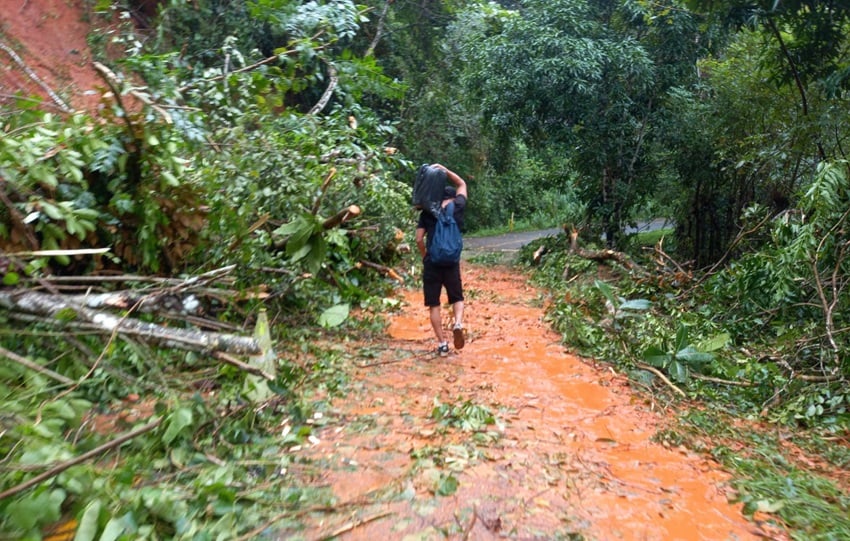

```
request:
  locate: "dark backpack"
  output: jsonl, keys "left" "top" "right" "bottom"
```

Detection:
{"left": 427, "top": 201, "right": 463, "bottom": 266}
{"left": 412, "top": 164, "right": 447, "bottom": 212}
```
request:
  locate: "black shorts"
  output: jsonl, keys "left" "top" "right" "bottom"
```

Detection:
{"left": 423, "top": 259, "right": 464, "bottom": 307}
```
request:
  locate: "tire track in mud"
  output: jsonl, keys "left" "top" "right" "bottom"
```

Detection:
{"left": 288, "top": 263, "right": 786, "bottom": 541}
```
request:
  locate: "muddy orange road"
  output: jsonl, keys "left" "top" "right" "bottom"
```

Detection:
{"left": 293, "top": 263, "right": 785, "bottom": 540}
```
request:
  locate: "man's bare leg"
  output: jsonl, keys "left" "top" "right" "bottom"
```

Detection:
{"left": 430, "top": 305, "right": 445, "bottom": 343}
{"left": 452, "top": 301, "right": 464, "bottom": 328}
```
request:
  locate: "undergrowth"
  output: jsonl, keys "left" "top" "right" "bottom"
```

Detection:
{"left": 518, "top": 229, "right": 850, "bottom": 540}
{"left": 0, "top": 314, "right": 359, "bottom": 540}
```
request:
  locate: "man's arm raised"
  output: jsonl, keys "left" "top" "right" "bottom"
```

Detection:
{"left": 433, "top": 163, "right": 467, "bottom": 199}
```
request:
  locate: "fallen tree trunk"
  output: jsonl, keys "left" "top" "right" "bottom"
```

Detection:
{"left": 66, "top": 290, "right": 205, "bottom": 316}
{"left": 0, "top": 290, "right": 260, "bottom": 355}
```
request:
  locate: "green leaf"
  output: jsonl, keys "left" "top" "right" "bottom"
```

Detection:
{"left": 643, "top": 346, "right": 670, "bottom": 368}
{"left": 161, "top": 170, "right": 179, "bottom": 187}
{"left": 674, "top": 324, "right": 688, "bottom": 352}
{"left": 73, "top": 208, "right": 100, "bottom": 220}
{"left": 74, "top": 500, "right": 102, "bottom": 541}
{"left": 619, "top": 299, "right": 651, "bottom": 311}
{"left": 594, "top": 279, "right": 616, "bottom": 305}
{"left": 99, "top": 516, "right": 126, "bottom": 541}
{"left": 697, "top": 332, "right": 730, "bottom": 352}
{"left": 40, "top": 201, "right": 63, "bottom": 220}
{"left": 3, "top": 271, "right": 20, "bottom": 286}
{"left": 675, "top": 347, "right": 714, "bottom": 364}
{"left": 281, "top": 217, "right": 318, "bottom": 257}
{"left": 303, "top": 236, "right": 327, "bottom": 275}
{"left": 669, "top": 360, "right": 689, "bottom": 383}
{"left": 55, "top": 307, "right": 79, "bottom": 321}
{"left": 319, "top": 303, "right": 350, "bottom": 328}
{"left": 436, "top": 474, "right": 459, "bottom": 496}
{"left": 163, "top": 407, "right": 194, "bottom": 444}
{"left": 5, "top": 488, "right": 66, "bottom": 531}
{"left": 288, "top": 241, "right": 313, "bottom": 263}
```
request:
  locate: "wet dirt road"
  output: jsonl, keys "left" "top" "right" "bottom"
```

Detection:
{"left": 290, "top": 263, "right": 784, "bottom": 540}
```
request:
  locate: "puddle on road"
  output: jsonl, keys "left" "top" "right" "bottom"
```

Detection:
{"left": 293, "top": 264, "right": 784, "bottom": 540}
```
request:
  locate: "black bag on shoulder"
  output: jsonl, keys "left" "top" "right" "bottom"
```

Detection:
{"left": 412, "top": 164, "right": 447, "bottom": 211}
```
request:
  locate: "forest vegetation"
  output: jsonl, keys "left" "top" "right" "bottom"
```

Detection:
{"left": 1, "top": 0, "right": 849, "bottom": 539}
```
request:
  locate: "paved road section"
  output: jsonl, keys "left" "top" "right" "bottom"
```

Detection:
{"left": 465, "top": 218, "right": 672, "bottom": 253}
{"left": 464, "top": 228, "right": 562, "bottom": 252}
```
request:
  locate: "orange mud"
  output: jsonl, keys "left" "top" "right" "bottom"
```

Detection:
{"left": 1, "top": 0, "right": 103, "bottom": 112}
{"left": 290, "top": 263, "right": 788, "bottom": 541}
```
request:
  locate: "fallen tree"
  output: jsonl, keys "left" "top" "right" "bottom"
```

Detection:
{"left": 0, "top": 264, "right": 267, "bottom": 375}
{"left": 0, "top": 287, "right": 260, "bottom": 356}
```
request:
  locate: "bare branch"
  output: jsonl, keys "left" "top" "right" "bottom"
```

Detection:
{"left": 0, "top": 41, "right": 73, "bottom": 113}
{"left": 93, "top": 62, "right": 172, "bottom": 124}
{"left": 634, "top": 362, "right": 686, "bottom": 397}
{"left": 0, "top": 345, "right": 75, "bottom": 385}
{"left": 365, "top": 1, "right": 393, "bottom": 57}
{"left": 308, "top": 60, "right": 338, "bottom": 116}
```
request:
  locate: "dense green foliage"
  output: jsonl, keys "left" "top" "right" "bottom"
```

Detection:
{"left": 1, "top": 1, "right": 413, "bottom": 538}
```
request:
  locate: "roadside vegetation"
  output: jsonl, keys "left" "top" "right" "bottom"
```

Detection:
{"left": 2, "top": 0, "right": 850, "bottom": 539}
{"left": 518, "top": 211, "right": 850, "bottom": 538}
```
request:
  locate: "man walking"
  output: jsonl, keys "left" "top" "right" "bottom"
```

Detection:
{"left": 415, "top": 164, "right": 468, "bottom": 357}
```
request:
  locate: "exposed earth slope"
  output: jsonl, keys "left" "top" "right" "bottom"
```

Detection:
{"left": 1, "top": 0, "right": 102, "bottom": 112}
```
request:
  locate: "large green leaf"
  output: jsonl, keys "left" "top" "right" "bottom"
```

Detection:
{"left": 669, "top": 360, "right": 689, "bottom": 383}
{"left": 674, "top": 324, "right": 689, "bottom": 352}
{"left": 74, "top": 499, "right": 102, "bottom": 541}
{"left": 163, "top": 407, "right": 194, "bottom": 445}
{"left": 594, "top": 280, "right": 617, "bottom": 306}
{"left": 696, "top": 332, "right": 730, "bottom": 352}
{"left": 319, "top": 303, "right": 350, "bottom": 328}
{"left": 675, "top": 346, "right": 714, "bottom": 364}
{"left": 619, "top": 299, "right": 651, "bottom": 311}
{"left": 643, "top": 346, "right": 671, "bottom": 368}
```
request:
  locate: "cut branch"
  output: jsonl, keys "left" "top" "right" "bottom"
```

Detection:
{"left": 212, "top": 352, "right": 274, "bottom": 380}
{"left": 322, "top": 205, "right": 361, "bottom": 230}
{"left": 567, "top": 226, "right": 645, "bottom": 275}
{"left": 690, "top": 373, "right": 753, "bottom": 387}
{"left": 93, "top": 62, "right": 172, "bottom": 123}
{"left": 66, "top": 289, "right": 206, "bottom": 317}
{"left": 634, "top": 362, "right": 686, "bottom": 397}
{"left": 358, "top": 260, "right": 403, "bottom": 283}
{"left": 311, "top": 168, "right": 337, "bottom": 215}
